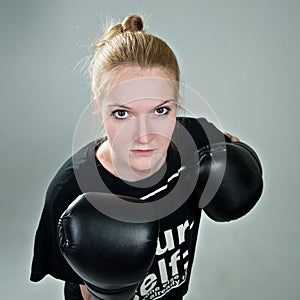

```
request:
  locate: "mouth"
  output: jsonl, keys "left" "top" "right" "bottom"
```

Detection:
{"left": 131, "top": 149, "right": 154, "bottom": 156}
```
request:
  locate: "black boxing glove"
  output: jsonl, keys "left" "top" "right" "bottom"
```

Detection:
{"left": 57, "top": 193, "right": 159, "bottom": 300}
{"left": 195, "top": 141, "right": 263, "bottom": 221}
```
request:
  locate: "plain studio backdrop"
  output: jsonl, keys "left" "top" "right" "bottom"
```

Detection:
{"left": 0, "top": 0, "right": 299, "bottom": 299}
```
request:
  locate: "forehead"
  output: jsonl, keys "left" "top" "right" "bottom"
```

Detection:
{"left": 102, "top": 66, "right": 177, "bottom": 106}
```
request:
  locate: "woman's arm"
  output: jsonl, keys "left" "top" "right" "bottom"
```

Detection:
{"left": 80, "top": 285, "right": 92, "bottom": 300}
{"left": 224, "top": 132, "right": 240, "bottom": 142}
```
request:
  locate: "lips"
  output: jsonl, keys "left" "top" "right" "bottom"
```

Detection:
{"left": 131, "top": 149, "right": 154, "bottom": 156}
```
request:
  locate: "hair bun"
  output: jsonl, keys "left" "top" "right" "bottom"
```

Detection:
{"left": 122, "top": 15, "right": 143, "bottom": 32}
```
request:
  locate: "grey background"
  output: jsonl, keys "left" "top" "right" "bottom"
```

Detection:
{"left": 1, "top": 0, "right": 299, "bottom": 299}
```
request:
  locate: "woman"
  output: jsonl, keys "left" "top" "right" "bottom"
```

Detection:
{"left": 30, "top": 15, "right": 263, "bottom": 300}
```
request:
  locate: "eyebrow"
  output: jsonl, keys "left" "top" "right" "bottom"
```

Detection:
{"left": 107, "top": 100, "right": 174, "bottom": 110}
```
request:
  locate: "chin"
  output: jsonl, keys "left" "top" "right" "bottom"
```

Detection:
{"left": 130, "top": 164, "right": 153, "bottom": 173}
{"left": 130, "top": 161, "right": 162, "bottom": 176}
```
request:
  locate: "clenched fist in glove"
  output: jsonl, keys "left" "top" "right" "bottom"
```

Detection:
{"left": 57, "top": 193, "right": 159, "bottom": 300}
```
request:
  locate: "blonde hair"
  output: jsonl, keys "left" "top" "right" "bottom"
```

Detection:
{"left": 90, "top": 15, "right": 180, "bottom": 98}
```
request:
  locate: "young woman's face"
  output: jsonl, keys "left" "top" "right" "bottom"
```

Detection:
{"left": 97, "top": 66, "right": 177, "bottom": 180}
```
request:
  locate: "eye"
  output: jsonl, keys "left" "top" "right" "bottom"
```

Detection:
{"left": 155, "top": 107, "right": 170, "bottom": 116}
{"left": 112, "top": 110, "right": 129, "bottom": 120}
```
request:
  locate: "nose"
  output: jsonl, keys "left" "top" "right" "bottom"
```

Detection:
{"left": 135, "top": 115, "right": 153, "bottom": 144}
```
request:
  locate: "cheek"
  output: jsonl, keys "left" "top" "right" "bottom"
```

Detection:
{"left": 154, "top": 120, "right": 176, "bottom": 148}
{"left": 103, "top": 121, "right": 118, "bottom": 142}
{"left": 156, "top": 135, "right": 172, "bottom": 149}
{"left": 159, "top": 117, "right": 176, "bottom": 141}
{"left": 105, "top": 121, "right": 131, "bottom": 149}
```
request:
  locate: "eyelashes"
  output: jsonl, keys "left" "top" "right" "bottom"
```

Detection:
{"left": 112, "top": 106, "right": 171, "bottom": 120}
{"left": 112, "top": 110, "right": 129, "bottom": 119}
{"left": 154, "top": 107, "right": 170, "bottom": 115}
